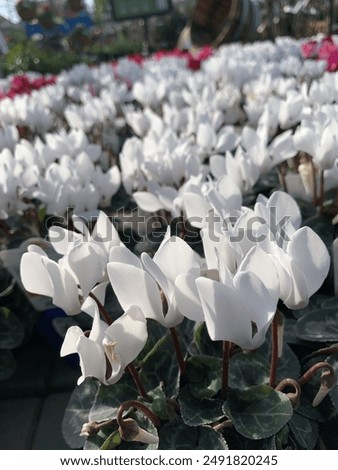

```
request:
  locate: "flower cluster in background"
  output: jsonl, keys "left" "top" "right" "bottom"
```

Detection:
{"left": 301, "top": 35, "right": 338, "bottom": 72}
{"left": 0, "top": 73, "right": 56, "bottom": 100}
{"left": 1, "top": 35, "right": 336, "bottom": 222}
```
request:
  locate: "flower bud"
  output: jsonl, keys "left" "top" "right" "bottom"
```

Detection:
{"left": 312, "top": 369, "right": 337, "bottom": 407}
{"left": 118, "top": 418, "right": 159, "bottom": 445}
{"left": 80, "top": 421, "right": 99, "bottom": 437}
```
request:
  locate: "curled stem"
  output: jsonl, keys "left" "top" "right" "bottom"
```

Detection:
{"left": 221, "top": 341, "right": 230, "bottom": 400}
{"left": 275, "top": 378, "right": 301, "bottom": 409}
{"left": 301, "top": 343, "right": 338, "bottom": 363}
{"left": 117, "top": 400, "right": 161, "bottom": 429}
{"left": 212, "top": 419, "right": 233, "bottom": 432}
{"left": 170, "top": 327, "right": 186, "bottom": 376}
{"left": 298, "top": 362, "right": 335, "bottom": 386}
{"left": 269, "top": 314, "right": 279, "bottom": 388}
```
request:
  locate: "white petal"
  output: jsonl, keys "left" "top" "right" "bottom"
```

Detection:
{"left": 287, "top": 227, "right": 330, "bottom": 297}
{"left": 80, "top": 298, "right": 107, "bottom": 345}
{"left": 293, "top": 126, "right": 316, "bottom": 157}
{"left": 91, "top": 211, "right": 120, "bottom": 252}
{"left": 141, "top": 252, "right": 171, "bottom": 297}
{"left": 269, "top": 130, "right": 297, "bottom": 168}
{"left": 174, "top": 273, "right": 204, "bottom": 321}
{"left": 238, "top": 246, "right": 281, "bottom": 302}
{"left": 277, "top": 252, "right": 309, "bottom": 309}
{"left": 182, "top": 191, "right": 211, "bottom": 228}
{"left": 196, "top": 277, "right": 251, "bottom": 347}
{"left": 20, "top": 252, "right": 53, "bottom": 298}
{"left": 153, "top": 236, "right": 200, "bottom": 282}
{"left": 197, "top": 123, "right": 216, "bottom": 150}
{"left": 233, "top": 271, "right": 277, "bottom": 332}
{"left": 67, "top": 243, "right": 105, "bottom": 299}
{"left": 209, "top": 154, "right": 225, "bottom": 179}
{"left": 133, "top": 191, "right": 163, "bottom": 213}
{"left": 268, "top": 190, "right": 302, "bottom": 230}
{"left": 48, "top": 226, "right": 83, "bottom": 255}
{"left": 42, "top": 258, "right": 81, "bottom": 315}
{"left": 109, "top": 245, "right": 142, "bottom": 268}
{"left": 105, "top": 305, "right": 147, "bottom": 366}
{"left": 60, "top": 325, "right": 83, "bottom": 356}
{"left": 107, "top": 262, "right": 164, "bottom": 324}
{"left": 77, "top": 336, "right": 107, "bottom": 384}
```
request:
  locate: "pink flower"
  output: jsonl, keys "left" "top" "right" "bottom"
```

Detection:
{"left": 127, "top": 53, "right": 144, "bottom": 65}
{"left": 301, "top": 40, "right": 319, "bottom": 59}
{"left": 318, "top": 38, "right": 338, "bottom": 60}
{"left": 327, "top": 51, "right": 338, "bottom": 71}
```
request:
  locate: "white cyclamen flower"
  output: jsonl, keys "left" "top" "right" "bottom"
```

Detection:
{"left": 61, "top": 302, "right": 147, "bottom": 385}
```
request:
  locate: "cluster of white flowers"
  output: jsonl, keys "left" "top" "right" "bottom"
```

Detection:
{"left": 0, "top": 35, "right": 336, "bottom": 221}
{"left": 9, "top": 35, "right": 337, "bottom": 386}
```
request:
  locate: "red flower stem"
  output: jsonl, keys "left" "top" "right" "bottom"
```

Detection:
{"left": 221, "top": 341, "right": 230, "bottom": 400}
{"left": 269, "top": 314, "right": 279, "bottom": 388}
{"left": 126, "top": 364, "right": 149, "bottom": 401}
{"left": 169, "top": 327, "right": 186, "bottom": 376}
{"left": 319, "top": 169, "right": 325, "bottom": 214}
{"left": 89, "top": 292, "right": 112, "bottom": 325}
{"left": 117, "top": 399, "right": 161, "bottom": 429}
{"left": 310, "top": 158, "right": 318, "bottom": 206}
{"left": 298, "top": 362, "right": 335, "bottom": 386}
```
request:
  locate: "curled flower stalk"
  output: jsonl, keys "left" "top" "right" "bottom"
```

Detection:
{"left": 116, "top": 400, "right": 161, "bottom": 445}
{"left": 298, "top": 362, "right": 337, "bottom": 406}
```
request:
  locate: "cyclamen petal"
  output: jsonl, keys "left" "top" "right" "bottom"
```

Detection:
{"left": 196, "top": 277, "right": 260, "bottom": 350}
{"left": 109, "top": 245, "right": 142, "bottom": 268}
{"left": 183, "top": 191, "right": 211, "bottom": 228}
{"left": 174, "top": 273, "right": 204, "bottom": 322}
{"left": 196, "top": 271, "right": 277, "bottom": 350}
{"left": 286, "top": 226, "right": 330, "bottom": 298}
{"left": 48, "top": 226, "right": 84, "bottom": 255}
{"left": 104, "top": 305, "right": 147, "bottom": 367}
{"left": 76, "top": 335, "right": 108, "bottom": 385}
{"left": 238, "top": 246, "right": 281, "bottom": 302}
{"left": 60, "top": 325, "right": 83, "bottom": 357}
{"left": 133, "top": 191, "right": 163, "bottom": 213}
{"left": 42, "top": 258, "right": 82, "bottom": 315}
{"left": 153, "top": 235, "right": 201, "bottom": 282}
{"left": 107, "top": 262, "right": 165, "bottom": 325}
{"left": 67, "top": 243, "right": 106, "bottom": 299}
{"left": 20, "top": 251, "right": 53, "bottom": 298}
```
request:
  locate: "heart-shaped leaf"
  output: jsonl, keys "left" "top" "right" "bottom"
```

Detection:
{"left": 89, "top": 376, "right": 138, "bottom": 422}
{"left": 178, "top": 385, "right": 224, "bottom": 426}
{"left": 295, "top": 308, "right": 338, "bottom": 343}
{"left": 62, "top": 378, "right": 100, "bottom": 449}
{"left": 185, "top": 355, "right": 222, "bottom": 398}
{"left": 158, "top": 418, "right": 228, "bottom": 450}
{"left": 229, "top": 352, "right": 270, "bottom": 390}
{"left": 223, "top": 385, "right": 293, "bottom": 440}
{"left": 289, "top": 412, "right": 319, "bottom": 449}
